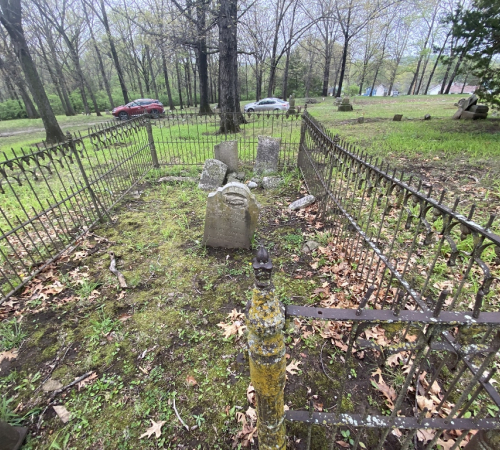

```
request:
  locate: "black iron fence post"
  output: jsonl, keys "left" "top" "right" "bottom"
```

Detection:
{"left": 145, "top": 118, "right": 159, "bottom": 168}
{"left": 66, "top": 132, "right": 105, "bottom": 223}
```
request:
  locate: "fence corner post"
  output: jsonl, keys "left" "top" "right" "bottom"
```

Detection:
{"left": 464, "top": 430, "right": 500, "bottom": 450}
{"left": 145, "top": 118, "right": 159, "bottom": 168}
{"left": 246, "top": 244, "right": 286, "bottom": 450}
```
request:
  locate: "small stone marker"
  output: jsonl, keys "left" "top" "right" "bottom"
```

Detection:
{"left": 302, "top": 240, "right": 320, "bottom": 254}
{"left": 357, "top": 117, "right": 365, "bottom": 124}
{"left": 393, "top": 114, "right": 403, "bottom": 121}
{"left": 214, "top": 140, "right": 238, "bottom": 173}
{"left": 198, "top": 159, "right": 228, "bottom": 191}
{"left": 247, "top": 181, "right": 258, "bottom": 189}
{"left": 289, "top": 195, "right": 316, "bottom": 211}
{"left": 338, "top": 97, "right": 353, "bottom": 112}
{"left": 254, "top": 136, "right": 281, "bottom": 175}
{"left": 424, "top": 114, "right": 431, "bottom": 120}
{"left": 288, "top": 94, "right": 296, "bottom": 114}
{"left": 203, "top": 182, "right": 260, "bottom": 249}
{"left": 262, "top": 176, "right": 282, "bottom": 190}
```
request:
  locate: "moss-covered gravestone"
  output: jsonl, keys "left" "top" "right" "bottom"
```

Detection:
{"left": 202, "top": 182, "right": 260, "bottom": 249}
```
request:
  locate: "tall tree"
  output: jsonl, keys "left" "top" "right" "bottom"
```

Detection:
{"left": 0, "top": 0, "right": 64, "bottom": 142}
{"left": 218, "top": 0, "right": 244, "bottom": 133}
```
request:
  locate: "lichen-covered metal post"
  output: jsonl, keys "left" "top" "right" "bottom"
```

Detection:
{"left": 246, "top": 245, "right": 286, "bottom": 449}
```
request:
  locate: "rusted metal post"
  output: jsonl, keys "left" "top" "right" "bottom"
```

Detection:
{"left": 464, "top": 430, "right": 500, "bottom": 450}
{"left": 246, "top": 245, "right": 286, "bottom": 449}
{"left": 0, "top": 420, "right": 27, "bottom": 450}
{"left": 145, "top": 118, "right": 159, "bottom": 168}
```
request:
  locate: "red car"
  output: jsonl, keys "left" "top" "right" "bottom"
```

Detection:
{"left": 112, "top": 99, "right": 164, "bottom": 120}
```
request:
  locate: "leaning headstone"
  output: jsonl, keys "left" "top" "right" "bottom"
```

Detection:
{"left": 462, "top": 94, "right": 478, "bottom": 111}
{"left": 105, "top": 109, "right": 111, "bottom": 115}
{"left": 198, "top": 159, "right": 228, "bottom": 191}
{"left": 468, "top": 105, "right": 489, "bottom": 114}
{"left": 289, "top": 195, "right": 316, "bottom": 211}
{"left": 202, "top": 182, "right": 260, "bottom": 249}
{"left": 262, "top": 176, "right": 283, "bottom": 190}
{"left": 214, "top": 141, "right": 238, "bottom": 173}
{"left": 452, "top": 108, "right": 463, "bottom": 120}
{"left": 393, "top": 114, "right": 403, "bottom": 121}
{"left": 254, "top": 136, "right": 281, "bottom": 175}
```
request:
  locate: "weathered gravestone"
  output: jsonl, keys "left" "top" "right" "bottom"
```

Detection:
{"left": 202, "top": 182, "right": 260, "bottom": 249}
{"left": 288, "top": 94, "right": 296, "bottom": 114}
{"left": 254, "top": 136, "right": 281, "bottom": 175}
{"left": 338, "top": 97, "right": 353, "bottom": 112}
{"left": 214, "top": 141, "right": 238, "bottom": 173}
{"left": 198, "top": 159, "right": 228, "bottom": 191}
{"left": 393, "top": 114, "right": 403, "bottom": 121}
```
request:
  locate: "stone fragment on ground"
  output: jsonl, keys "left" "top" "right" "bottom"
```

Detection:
{"left": 157, "top": 176, "right": 198, "bottom": 183}
{"left": 42, "top": 379, "right": 63, "bottom": 392}
{"left": 247, "top": 181, "right": 258, "bottom": 189}
{"left": 262, "top": 176, "right": 283, "bottom": 190}
{"left": 302, "top": 240, "right": 320, "bottom": 254}
{"left": 393, "top": 114, "right": 403, "bottom": 121}
{"left": 198, "top": 159, "right": 228, "bottom": 191}
{"left": 226, "top": 172, "right": 240, "bottom": 184}
{"left": 424, "top": 114, "right": 431, "bottom": 120}
{"left": 289, "top": 195, "right": 316, "bottom": 211}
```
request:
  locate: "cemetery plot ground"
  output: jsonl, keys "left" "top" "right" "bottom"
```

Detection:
{"left": 1, "top": 167, "right": 499, "bottom": 449}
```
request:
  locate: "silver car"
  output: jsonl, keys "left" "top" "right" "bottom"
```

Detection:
{"left": 244, "top": 98, "right": 289, "bottom": 112}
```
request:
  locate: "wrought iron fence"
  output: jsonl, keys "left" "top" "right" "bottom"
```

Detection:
{"left": 153, "top": 110, "right": 301, "bottom": 168}
{"left": 0, "top": 112, "right": 301, "bottom": 303}
{"left": 286, "top": 111, "right": 500, "bottom": 449}
{"left": 0, "top": 116, "right": 151, "bottom": 302}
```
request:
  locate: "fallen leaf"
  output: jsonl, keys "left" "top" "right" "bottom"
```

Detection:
{"left": 140, "top": 419, "right": 166, "bottom": 439}
{"left": 118, "top": 313, "right": 132, "bottom": 322}
{"left": 437, "top": 438, "right": 457, "bottom": 450}
{"left": 417, "top": 429, "right": 435, "bottom": 443}
{"left": 0, "top": 349, "right": 18, "bottom": 368}
{"left": 336, "top": 441, "right": 350, "bottom": 448}
{"left": 386, "top": 352, "right": 404, "bottom": 367}
{"left": 77, "top": 372, "right": 97, "bottom": 390}
{"left": 417, "top": 395, "right": 434, "bottom": 416}
{"left": 247, "top": 384, "right": 256, "bottom": 406}
{"left": 42, "top": 379, "right": 63, "bottom": 392}
{"left": 286, "top": 360, "right": 302, "bottom": 375}
{"left": 186, "top": 375, "right": 197, "bottom": 386}
{"left": 371, "top": 369, "right": 396, "bottom": 409}
{"left": 53, "top": 405, "right": 71, "bottom": 423}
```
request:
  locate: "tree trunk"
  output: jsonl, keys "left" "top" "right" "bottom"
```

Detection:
{"left": 424, "top": 32, "right": 450, "bottom": 95}
{"left": 336, "top": 35, "right": 350, "bottom": 96}
{"left": 146, "top": 45, "right": 159, "bottom": 99}
{"left": 161, "top": 47, "right": 175, "bottom": 110}
{"left": 218, "top": 0, "right": 244, "bottom": 133}
{"left": 0, "top": 0, "right": 64, "bottom": 142}
{"left": 445, "top": 49, "right": 465, "bottom": 94}
{"left": 322, "top": 48, "right": 331, "bottom": 97}
{"left": 282, "top": 46, "right": 291, "bottom": 99}
{"left": 192, "top": 58, "right": 198, "bottom": 107}
{"left": 175, "top": 55, "right": 184, "bottom": 109}
{"left": 100, "top": 0, "right": 128, "bottom": 104}
{"left": 184, "top": 58, "right": 192, "bottom": 106}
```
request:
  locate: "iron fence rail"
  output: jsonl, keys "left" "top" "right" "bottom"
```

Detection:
{"left": 288, "top": 111, "right": 500, "bottom": 449}
{"left": 0, "top": 116, "right": 151, "bottom": 302}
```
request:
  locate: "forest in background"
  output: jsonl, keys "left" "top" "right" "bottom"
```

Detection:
{"left": 0, "top": 0, "right": 497, "bottom": 124}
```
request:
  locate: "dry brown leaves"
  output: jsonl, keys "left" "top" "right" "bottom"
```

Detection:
{"left": 217, "top": 309, "right": 246, "bottom": 339}
{"left": 140, "top": 419, "right": 166, "bottom": 439}
{"left": 371, "top": 368, "right": 396, "bottom": 410}
{"left": 286, "top": 360, "right": 302, "bottom": 375}
{"left": 77, "top": 372, "right": 98, "bottom": 391}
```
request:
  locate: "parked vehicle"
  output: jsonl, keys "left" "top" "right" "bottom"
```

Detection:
{"left": 244, "top": 98, "right": 289, "bottom": 112}
{"left": 112, "top": 99, "right": 164, "bottom": 120}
